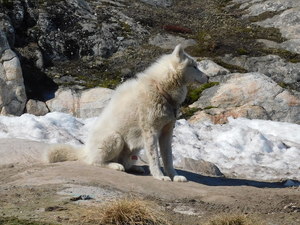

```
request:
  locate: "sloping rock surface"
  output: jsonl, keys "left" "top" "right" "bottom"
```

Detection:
{"left": 191, "top": 73, "right": 300, "bottom": 124}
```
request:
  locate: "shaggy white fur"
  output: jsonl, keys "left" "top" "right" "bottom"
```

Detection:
{"left": 48, "top": 45, "right": 208, "bottom": 182}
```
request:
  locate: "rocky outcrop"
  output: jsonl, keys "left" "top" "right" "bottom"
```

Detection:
{"left": 235, "top": 0, "right": 300, "bottom": 17}
{"left": 221, "top": 54, "right": 300, "bottom": 85}
{"left": 178, "top": 158, "right": 224, "bottom": 177}
{"left": 149, "top": 34, "right": 196, "bottom": 50}
{"left": 27, "top": 0, "right": 147, "bottom": 61}
{"left": 46, "top": 87, "right": 113, "bottom": 118}
{"left": 25, "top": 99, "right": 49, "bottom": 116}
{"left": 255, "top": 6, "right": 300, "bottom": 54}
{"left": 0, "top": 29, "right": 26, "bottom": 116}
{"left": 197, "top": 59, "right": 230, "bottom": 78}
{"left": 190, "top": 73, "right": 300, "bottom": 124}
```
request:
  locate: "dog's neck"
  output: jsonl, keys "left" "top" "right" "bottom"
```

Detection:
{"left": 153, "top": 80, "right": 178, "bottom": 108}
{"left": 151, "top": 79, "right": 187, "bottom": 118}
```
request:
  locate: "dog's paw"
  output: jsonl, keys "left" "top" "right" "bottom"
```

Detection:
{"left": 173, "top": 175, "right": 187, "bottom": 182}
{"left": 154, "top": 176, "right": 172, "bottom": 182}
{"left": 107, "top": 162, "right": 125, "bottom": 171}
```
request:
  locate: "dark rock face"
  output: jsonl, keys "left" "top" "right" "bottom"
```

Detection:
{"left": 12, "top": 0, "right": 147, "bottom": 62}
{"left": 1, "top": 0, "right": 150, "bottom": 101}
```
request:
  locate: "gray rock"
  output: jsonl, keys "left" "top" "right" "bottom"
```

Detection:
{"left": 140, "top": 0, "right": 172, "bottom": 7}
{"left": 0, "top": 21, "right": 11, "bottom": 56}
{"left": 149, "top": 34, "right": 196, "bottom": 50}
{"left": 0, "top": 29, "right": 26, "bottom": 116}
{"left": 197, "top": 59, "right": 230, "bottom": 77}
{"left": 46, "top": 87, "right": 113, "bottom": 118}
{"left": 255, "top": 7, "right": 300, "bottom": 39}
{"left": 191, "top": 73, "right": 300, "bottom": 124}
{"left": 31, "top": 0, "right": 148, "bottom": 61}
{"left": 221, "top": 54, "right": 300, "bottom": 84}
{"left": 178, "top": 158, "right": 224, "bottom": 177}
{"left": 240, "top": 0, "right": 300, "bottom": 17}
{"left": 26, "top": 99, "right": 49, "bottom": 116}
{"left": 258, "top": 38, "right": 300, "bottom": 55}
{"left": 0, "top": 13, "right": 15, "bottom": 47}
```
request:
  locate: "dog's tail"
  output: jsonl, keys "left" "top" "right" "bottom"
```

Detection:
{"left": 47, "top": 144, "right": 84, "bottom": 163}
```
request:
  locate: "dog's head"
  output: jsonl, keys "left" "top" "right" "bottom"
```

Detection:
{"left": 171, "top": 44, "right": 208, "bottom": 84}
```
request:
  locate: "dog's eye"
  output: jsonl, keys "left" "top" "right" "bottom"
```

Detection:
{"left": 193, "top": 65, "right": 198, "bottom": 69}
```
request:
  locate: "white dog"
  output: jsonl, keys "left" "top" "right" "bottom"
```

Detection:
{"left": 48, "top": 45, "right": 208, "bottom": 182}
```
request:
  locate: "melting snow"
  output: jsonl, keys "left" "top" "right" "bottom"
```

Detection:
{"left": 0, "top": 112, "right": 299, "bottom": 181}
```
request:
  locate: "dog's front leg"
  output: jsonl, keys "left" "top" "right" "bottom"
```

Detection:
{"left": 159, "top": 122, "right": 187, "bottom": 182}
{"left": 143, "top": 130, "right": 171, "bottom": 181}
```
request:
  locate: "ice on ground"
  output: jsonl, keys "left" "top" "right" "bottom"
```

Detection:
{"left": 0, "top": 112, "right": 299, "bottom": 181}
{"left": 172, "top": 118, "right": 300, "bottom": 180}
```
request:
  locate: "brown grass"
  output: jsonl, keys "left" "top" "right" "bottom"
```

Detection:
{"left": 77, "top": 198, "right": 171, "bottom": 225}
{"left": 204, "top": 214, "right": 266, "bottom": 225}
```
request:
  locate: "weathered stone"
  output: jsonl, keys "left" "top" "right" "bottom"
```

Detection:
{"left": 258, "top": 38, "right": 300, "bottom": 55}
{"left": 239, "top": 0, "right": 300, "bottom": 17}
{"left": 46, "top": 88, "right": 78, "bottom": 115}
{"left": 149, "top": 34, "right": 196, "bottom": 50}
{"left": 31, "top": 0, "right": 148, "bottom": 61}
{"left": 78, "top": 87, "right": 113, "bottom": 118}
{"left": 197, "top": 59, "right": 230, "bottom": 77}
{"left": 46, "top": 87, "right": 113, "bottom": 118}
{"left": 189, "top": 105, "right": 270, "bottom": 124}
{"left": 221, "top": 54, "right": 300, "bottom": 84}
{"left": 255, "top": 7, "right": 300, "bottom": 39}
{"left": 0, "top": 29, "right": 26, "bottom": 116}
{"left": 178, "top": 158, "right": 224, "bottom": 177}
{"left": 0, "top": 13, "right": 15, "bottom": 48}
{"left": 190, "top": 73, "right": 300, "bottom": 124}
{"left": 26, "top": 99, "right": 49, "bottom": 116}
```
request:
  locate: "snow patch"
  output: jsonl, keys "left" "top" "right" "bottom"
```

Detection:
{"left": 0, "top": 112, "right": 299, "bottom": 181}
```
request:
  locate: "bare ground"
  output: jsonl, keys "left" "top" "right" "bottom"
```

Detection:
{"left": 0, "top": 139, "right": 299, "bottom": 224}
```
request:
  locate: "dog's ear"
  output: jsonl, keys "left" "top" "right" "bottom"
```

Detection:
{"left": 172, "top": 44, "right": 185, "bottom": 60}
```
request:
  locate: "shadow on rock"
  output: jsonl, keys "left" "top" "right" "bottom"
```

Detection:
{"left": 130, "top": 166, "right": 285, "bottom": 188}
{"left": 176, "top": 169, "right": 285, "bottom": 188}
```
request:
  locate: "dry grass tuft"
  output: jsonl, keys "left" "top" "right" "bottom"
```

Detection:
{"left": 79, "top": 198, "right": 171, "bottom": 225}
{"left": 204, "top": 214, "right": 266, "bottom": 225}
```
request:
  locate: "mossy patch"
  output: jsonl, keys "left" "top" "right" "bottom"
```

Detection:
{"left": 180, "top": 107, "right": 199, "bottom": 119}
{"left": 213, "top": 59, "right": 248, "bottom": 73}
{"left": 261, "top": 48, "right": 300, "bottom": 63}
{"left": 248, "top": 10, "right": 286, "bottom": 23}
{"left": 119, "top": 21, "right": 132, "bottom": 37}
{"left": 204, "top": 105, "right": 218, "bottom": 110}
{"left": 184, "top": 82, "right": 219, "bottom": 106}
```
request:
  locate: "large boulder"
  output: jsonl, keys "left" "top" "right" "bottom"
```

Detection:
{"left": 177, "top": 158, "right": 224, "bottom": 177}
{"left": 221, "top": 54, "right": 300, "bottom": 85}
{"left": 0, "top": 29, "right": 26, "bottom": 116}
{"left": 237, "top": 0, "right": 300, "bottom": 17}
{"left": 46, "top": 87, "right": 113, "bottom": 118}
{"left": 26, "top": 99, "right": 49, "bottom": 116}
{"left": 190, "top": 73, "right": 300, "bottom": 124}
{"left": 252, "top": 3, "right": 300, "bottom": 55}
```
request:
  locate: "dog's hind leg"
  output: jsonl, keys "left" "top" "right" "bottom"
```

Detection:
{"left": 87, "top": 132, "right": 125, "bottom": 171}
